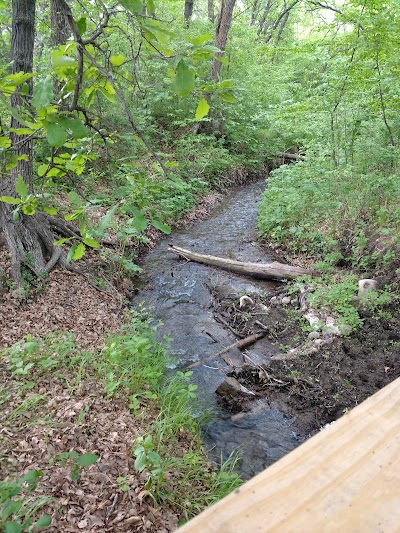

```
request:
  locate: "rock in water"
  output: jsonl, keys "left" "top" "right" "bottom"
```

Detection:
{"left": 216, "top": 377, "right": 255, "bottom": 398}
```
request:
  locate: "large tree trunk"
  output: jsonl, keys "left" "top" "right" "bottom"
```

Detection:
{"left": 211, "top": 0, "right": 236, "bottom": 81}
{"left": 0, "top": 0, "right": 64, "bottom": 290}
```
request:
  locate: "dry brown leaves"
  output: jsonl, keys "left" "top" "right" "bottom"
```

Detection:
{"left": 0, "top": 266, "right": 122, "bottom": 349}
{"left": 0, "top": 370, "right": 179, "bottom": 532}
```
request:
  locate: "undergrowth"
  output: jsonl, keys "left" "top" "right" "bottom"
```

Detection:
{"left": 258, "top": 159, "right": 400, "bottom": 273}
{"left": 0, "top": 311, "right": 241, "bottom": 530}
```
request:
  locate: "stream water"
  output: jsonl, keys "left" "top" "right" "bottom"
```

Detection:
{"left": 131, "top": 181, "right": 299, "bottom": 480}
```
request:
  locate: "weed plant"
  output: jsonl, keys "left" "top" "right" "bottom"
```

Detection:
{"left": 1, "top": 310, "right": 241, "bottom": 527}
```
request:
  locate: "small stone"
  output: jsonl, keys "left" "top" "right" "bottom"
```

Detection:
{"left": 339, "top": 324, "right": 352, "bottom": 336}
{"left": 281, "top": 296, "right": 291, "bottom": 305}
{"left": 358, "top": 279, "right": 378, "bottom": 296}
{"left": 308, "top": 331, "right": 320, "bottom": 340}
{"left": 290, "top": 298, "right": 299, "bottom": 306}
{"left": 216, "top": 377, "right": 255, "bottom": 397}
{"left": 270, "top": 296, "right": 278, "bottom": 306}
{"left": 325, "top": 323, "right": 341, "bottom": 335}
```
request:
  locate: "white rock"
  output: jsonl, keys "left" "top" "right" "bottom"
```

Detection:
{"left": 358, "top": 279, "right": 378, "bottom": 296}
{"left": 281, "top": 296, "right": 291, "bottom": 305}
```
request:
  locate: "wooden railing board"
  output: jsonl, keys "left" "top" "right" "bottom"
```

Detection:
{"left": 179, "top": 377, "right": 400, "bottom": 532}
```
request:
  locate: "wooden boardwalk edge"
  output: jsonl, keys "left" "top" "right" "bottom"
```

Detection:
{"left": 179, "top": 377, "right": 400, "bottom": 532}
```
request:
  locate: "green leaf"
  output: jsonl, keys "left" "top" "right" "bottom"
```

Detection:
{"left": 15, "top": 175, "right": 28, "bottom": 198}
{"left": 66, "top": 243, "right": 78, "bottom": 263}
{"left": 12, "top": 209, "right": 20, "bottom": 221}
{"left": 151, "top": 219, "right": 171, "bottom": 234}
{"left": 72, "top": 242, "right": 86, "bottom": 260}
{"left": 52, "top": 53, "right": 77, "bottom": 68}
{"left": 219, "top": 91, "right": 236, "bottom": 103}
{"left": 131, "top": 212, "right": 147, "bottom": 232}
{"left": 190, "top": 33, "right": 212, "bottom": 45}
{"left": 110, "top": 55, "right": 125, "bottom": 67}
{"left": 173, "top": 60, "right": 195, "bottom": 97}
{"left": 98, "top": 204, "right": 118, "bottom": 233}
{"left": 10, "top": 128, "right": 35, "bottom": 134}
{"left": 2, "top": 500, "right": 23, "bottom": 520}
{"left": 216, "top": 55, "right": 230, "bottom": 65}
{"left": 119, "top": 0, "right": 143, "bottom": 14}
{"left": 1, "top": 196, "right": 21, "bottom": 205}
{"left": 42, "top": 206, "right": 58, "bottom": 215}
{"left": 33, "top": 515, "right": 52, "bottom": 529}
{"left": 75, "top": 453, "right": 99, "bottom": 467}
{"left": 37, "top": 164, "right": 48, "bottom": 177}
{"left": 147, "top": 0, "right": 155, "bottom": 14}
{"left": 195, "top": 97, "right": 210, "bottom": 119}
{"left": 67, "top": 190, "right": 83, "bottom": 207}
{"left": 65, "top": 118, "right": 88, "bottom": 139}
{"left": 46, "top": 123, "right": 68, "bottom": 147}
{"left": 5, "top": 521, "right": 23, "bottom": 533}
{"left": 134, "top": 453, "right": 147, "bottom": 472}
{"left": 32, "top": 76, "right": 53, "bottom": 110}
{"left": 76, "top": 16, "right": 87, "bottom": 35}
{"left": 82, "top": 237, "right": 100, "bottom": 248}
{"left": 53, "top": 237, "right": 71, "bottom": 246}
{"left": 0, "top": 136, "right": 11, "bottom": 148}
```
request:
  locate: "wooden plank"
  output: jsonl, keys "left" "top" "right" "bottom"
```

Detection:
{"left": 179, "top": 377, "right": 400, "bottom": 532}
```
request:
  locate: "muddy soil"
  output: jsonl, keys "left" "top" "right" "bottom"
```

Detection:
{"left": 217, "top": 286, "right": 400, "bottom": 440}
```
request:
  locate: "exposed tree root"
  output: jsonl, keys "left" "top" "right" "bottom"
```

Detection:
{"left": 0, "top": 207, "right": 77, "bottom": 290}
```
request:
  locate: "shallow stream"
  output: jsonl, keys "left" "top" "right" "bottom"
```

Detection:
{"left": 131, "top": 181, "right": 299, "bottom": 480}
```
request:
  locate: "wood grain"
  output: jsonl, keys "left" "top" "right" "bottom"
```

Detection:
{"left": 179, "top": 377, "right": 400, "bottom": 532}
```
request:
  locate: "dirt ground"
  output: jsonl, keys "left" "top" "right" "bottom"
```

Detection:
{"left": 210, "top": 274, "right": 400, "bottom": 440}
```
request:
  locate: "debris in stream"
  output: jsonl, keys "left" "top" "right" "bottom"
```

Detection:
{"left": 169, "top": 245, "right": 313, "bottom": 280}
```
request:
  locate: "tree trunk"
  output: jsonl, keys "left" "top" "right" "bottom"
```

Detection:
{"left": 183, "top": 0, "right": 194, "bottom": 27}
{"left": 208, "top": 0, "right": 215, "bottom": 23}
{"left": 211, "top": 0, "right": 236, "bottom": 81}
{"left": 50, "top": 0, "right": 71, "bottom": 46}
{"left": 0, "top": 0, "right": 65, "bottom": 290}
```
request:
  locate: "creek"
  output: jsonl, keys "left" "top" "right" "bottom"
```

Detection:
{"left": 131, "top": 180, "right": 299, "bottom": 480}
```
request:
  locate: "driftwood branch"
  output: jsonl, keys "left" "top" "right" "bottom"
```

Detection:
{"left": 169, "top": 245, "right": 312, "bottom": 280}
{"left": 187, "top": 331, "right": 266, "bottom": 370}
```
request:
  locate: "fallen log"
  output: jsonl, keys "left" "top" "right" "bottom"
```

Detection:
{"left": 275, "top": 151, "right": 305, "bottom": 161}
{"left": 169, "top": 245, "right": 312, "bottom": 280}
{"left": 187, "top": 331, "right": 266, "bottom": 370}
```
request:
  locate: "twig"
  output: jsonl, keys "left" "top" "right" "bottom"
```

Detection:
{"left": 215, "top": 314, "right": 245, "bottom": 338}
{"left": 187, "top": 331, "right": 266, "bottom": 370}
{"left": 107, "top": 494, "right": 118, "bottom": 518}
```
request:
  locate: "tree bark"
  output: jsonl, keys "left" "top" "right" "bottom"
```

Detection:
{"left": 211, "top": 0, "right": 236, "bottom": 81}
{"left": 184, "top": 0, "right": 194, "bottom": 27}
{"left": 169, "top": 245, "right": 313, "bottom": 280}
{"left": 208, "top": 0, "right": 215, "bottom": 23}
{"left": 0, "top": 0, "right": 65, "bottom": 289}
{"left": 50, "top": 0, "right": 71, "bottom": 46}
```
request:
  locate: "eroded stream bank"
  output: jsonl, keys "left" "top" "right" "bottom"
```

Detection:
{"left": 131, "top": 181, "right": 300, "bottom": 480}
